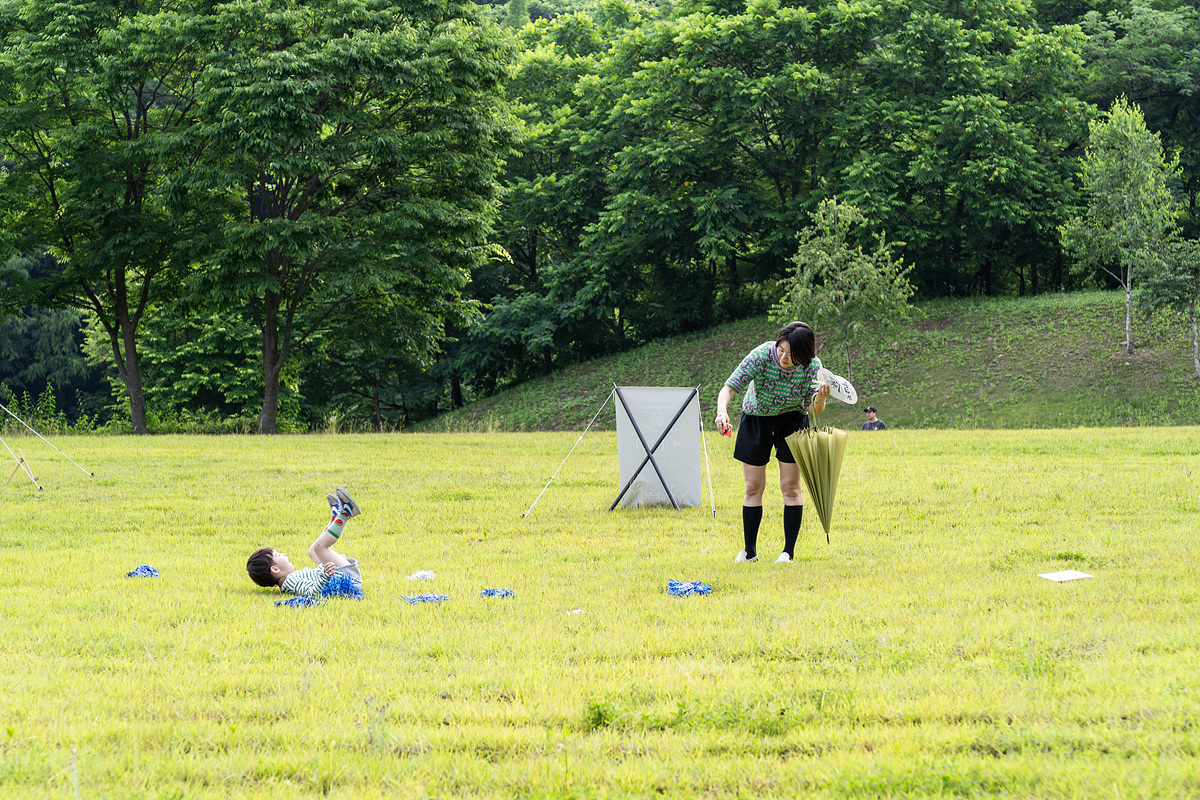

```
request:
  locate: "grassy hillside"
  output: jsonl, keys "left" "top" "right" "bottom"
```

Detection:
{"left": 419, "top": 291, "right": 1200, "bottom": 432}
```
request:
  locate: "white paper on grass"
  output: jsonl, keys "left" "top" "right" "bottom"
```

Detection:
{"left": 1038, "top": 570, "right": 1093, "bottom": 582}
{"left": 615, "top": 386, "right": 702, "bottom": 509}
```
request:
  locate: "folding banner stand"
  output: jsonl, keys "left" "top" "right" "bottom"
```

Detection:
{"left": 611, "top": 386, "right": 702, "bottom": 510}
{"left": 522, "top": 386, "right": 716, "bottom": 518}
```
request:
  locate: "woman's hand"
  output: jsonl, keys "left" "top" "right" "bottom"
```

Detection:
{"left": 715, "top": 410, "right": 732, "bottom": 436}
{"left": 716, "top": 385, "right": 735, "bottom": 436}
{"left": 811, "top": 382, "right": 830, "bottom": 416}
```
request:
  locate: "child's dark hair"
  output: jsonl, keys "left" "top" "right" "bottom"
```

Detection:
{"left": 777, "top": 321, "right": 816, "bottom": 367}
{"left": 247, "top": 547, "right": 278, "bottom": 587}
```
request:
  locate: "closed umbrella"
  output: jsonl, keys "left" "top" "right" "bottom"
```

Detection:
{"left": 785, "top": 425, "right": 848, "bottom": 543}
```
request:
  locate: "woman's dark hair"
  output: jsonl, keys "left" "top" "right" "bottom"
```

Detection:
{"left": 777, "top": 321, "right": 816, "bottom": 367}
{"left": 246, "top": 546, "right": 278, "bottom": 587}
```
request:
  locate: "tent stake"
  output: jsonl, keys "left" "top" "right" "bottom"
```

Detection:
{"left": 0, "top": 401, "right": 94, "bottom": 477}
{"left": 1, "top": 437, "right": 42, "bottom": 491}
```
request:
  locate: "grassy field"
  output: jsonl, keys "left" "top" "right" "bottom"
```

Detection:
{"left": 2, "top": 428, "right": 1199, "bottom": 798}
{"left": 418, "top": 290, "right": 1200, "bottom": 433}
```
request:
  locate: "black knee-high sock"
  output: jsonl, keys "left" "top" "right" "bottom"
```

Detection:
{"left": 783, "top": 505, "right": 803, "bottom": 558}
{"left": 742, "top": 505, "right": 763, "bottom": 558}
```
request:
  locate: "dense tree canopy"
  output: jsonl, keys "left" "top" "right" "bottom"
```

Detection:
{"left": 0, "top": 0, "right": 206, "bottom": 432}
{"left": 3, "top": 0, "right": 1197, "bottom": 429}
{"left": 178, "top": 0, "right": 513, "bottom": 433}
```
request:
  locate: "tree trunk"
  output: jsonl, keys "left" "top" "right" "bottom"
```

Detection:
{"left": 259, "top": 302, "right": 282, "bottom": 434}
{"left": 725, "top": 255, "right": 740, "bottom": 294}
{"left": 373, "top": 375, "right": 383, "bottom": 432}
{"left": 1192, "top": 298, "right": 1199, "bottom": 379}
{"left": 451, "top": 375, "right": 464, "bottom": 409}
{"left": 1124, "top": 275, "right": 1134, "bottom": 355}
{"left": 108, "top": 318, "right": 149, "bottom": 435}
{"left": 528, "top": 229, "right": 538, "bottom": 282}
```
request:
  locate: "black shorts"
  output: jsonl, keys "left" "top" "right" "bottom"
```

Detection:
{"left": 733, "top": 411, "right": 809, "bottom": 466}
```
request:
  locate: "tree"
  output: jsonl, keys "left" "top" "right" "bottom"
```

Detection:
{"left": 0, "top": 254, "right": 110, "bottom": 420}
{"left": 1079, "top": 1, "right": 1200, "bottom": 236}
{"left": 505, "top": 0, "right": 531, "bottom": 28}
{"left": 182, "top": 0, "right": 512, "bottom": 433}
{"left": 461, "top": 2, "right": 648, "bottom": 396}
{"left": 771, "top": 199, "right": 917, "bottom": 381}
{"left": 0, "top": 0, "right": 206, "bottom": 433}
{"left": 1060, "top": 97, "right": 1181, "bottom": 355}
{"left": 1139, "top": 238, "right": 1200, "bottom": 378}
{"left": 840, "top": 1, "right": 1092, "bottom": 296}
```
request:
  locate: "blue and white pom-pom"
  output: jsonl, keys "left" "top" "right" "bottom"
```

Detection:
{"left": 402, "top": 594, "right": 449, "bottom": 604}
{"left": 322, "top": 572, "right": 364, "bottom": 600}
{"left": 480, "top": 588, "right": 514, "bottom": 598}
{"left": 126, "top": 565, "right": 160, "bottom": 578}
{"left": 276, "top": 596, "right": 321, "bottom": 607}
{"left": 668, "top": 580, "right": 711, "bottom": 597}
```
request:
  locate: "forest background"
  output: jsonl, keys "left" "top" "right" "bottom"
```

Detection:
{"left": 2, "top": 0, "right": 1199, "bottom": 433}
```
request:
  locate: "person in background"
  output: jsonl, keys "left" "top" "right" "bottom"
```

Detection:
{"left": 714, "top": 321, "right": 830, "bottom": 564}
{"left": 862, "top": 406, "right": 887, "bottom": 431}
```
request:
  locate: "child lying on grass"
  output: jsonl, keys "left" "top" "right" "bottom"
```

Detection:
{"left": 246, "top": 488, "right": 363, "bottom": 596}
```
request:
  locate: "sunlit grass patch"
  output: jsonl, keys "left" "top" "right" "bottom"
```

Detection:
{"left": 1, "top": 428, "right": 1198, "bottom": 797}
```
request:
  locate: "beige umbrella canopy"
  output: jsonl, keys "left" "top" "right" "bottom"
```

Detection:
{"left": 785, "top": 426, "right": 848, "bottom": 543}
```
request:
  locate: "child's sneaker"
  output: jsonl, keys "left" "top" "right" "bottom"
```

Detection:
{"left": 775, "top": 553, "right": 792, "bottom": 563}
{"left": 335, "top": 488, "right": 361, "bottom": 517}
{"left": 326, "top": 492, "right": 341, "bottom": 515}
{"left": 734, "top": 550, "right": 759, "bottom": 563}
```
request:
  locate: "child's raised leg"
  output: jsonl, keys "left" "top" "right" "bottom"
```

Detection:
{"left": 308, "top": 488, "right": 360, "bottom": 568}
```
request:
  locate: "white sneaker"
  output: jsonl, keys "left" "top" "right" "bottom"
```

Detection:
{"left": 734, "top": 550, "right": 759, "bottom": 563}
{"left": 775, "top": 553, "right": 792, "bottom": 563}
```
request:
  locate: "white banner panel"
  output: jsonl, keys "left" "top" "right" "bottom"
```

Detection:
{"left": 614, "top": 387, "right": 702, "bottom": 508}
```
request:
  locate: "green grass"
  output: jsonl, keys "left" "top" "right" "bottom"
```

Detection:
{"left": 418, "top": 290, "right": 1200, "bottom": 433}
{"left": 2, "top": 429, "right": 1199, "bottom": 798}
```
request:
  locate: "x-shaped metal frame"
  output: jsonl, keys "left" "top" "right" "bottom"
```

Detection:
{"left": 609, "top": 386, "right": 698, "bottom": 511}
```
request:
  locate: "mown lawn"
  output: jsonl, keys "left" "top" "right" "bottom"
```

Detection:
{"left": 1, "top": 428, "right": 1198, "bottom": 798}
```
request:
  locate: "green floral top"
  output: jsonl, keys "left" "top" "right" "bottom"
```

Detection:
{"left": 724, "top": 341, "right": 822, "bottom": 417}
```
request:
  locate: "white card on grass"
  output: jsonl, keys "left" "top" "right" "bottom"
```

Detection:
{"left": 1038, "top": 570, "right": 1093, "bottom": 582}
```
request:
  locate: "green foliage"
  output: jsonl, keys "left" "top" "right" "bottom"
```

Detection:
{"left": 1138, "top": 238, "right": 1200, "bottom": 377}
{"left": 840, "top": 0, "right": 1092, "bottom": 296}
{"left": 0, "top": 255, "right": 111, "bottom": 421}
{"left": 0, "top": 383, "right": 99, "bottom": 435}
{"left": 462, "top": 1, "right": 653, "bottom": 396}
{"left": 179, "top": 0, "right": 513, "bottom": 433}
{"left": 1079, "top": 0, "right": 1200, "bottom": 236}
{"left": 772, "top": 199, "right": 918, "bottom": 380}
{"left": 482, "top": 0, "right": 1094, "bottom": 405}
{"left": 504, "top": 0, "right": 531, "bottom": 27}
{"left": 0, "top": 0, "right": 209, "bottom": 433}
{"left": 1060, "top": 97, "right": 1182, "bottom": 353}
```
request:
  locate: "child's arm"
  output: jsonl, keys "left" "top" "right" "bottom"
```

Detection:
{"left": 309, "top": 532, "right": 351, "bottom": 569}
